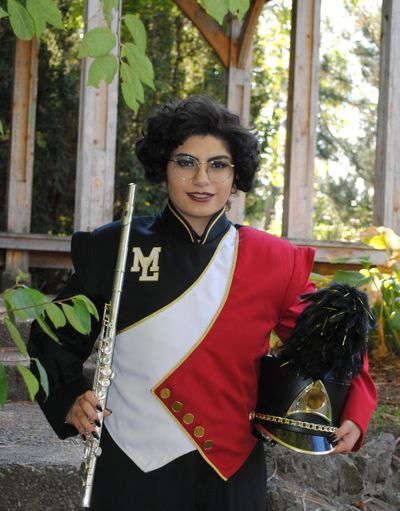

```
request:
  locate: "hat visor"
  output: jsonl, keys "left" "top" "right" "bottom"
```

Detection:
{"left": 254, "top": 423, "right": 335, "bottom": 455}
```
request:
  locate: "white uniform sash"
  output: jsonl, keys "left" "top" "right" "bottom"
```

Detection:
{"left": 105, "top": 225, "right": 237, "bottom": 472}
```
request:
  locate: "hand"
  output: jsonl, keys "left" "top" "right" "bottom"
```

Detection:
{"left": 331, "top": 419, "right": 361, "bottom": 454}
{"left": 65, "top": 390, "right": 111, "bottom": 439}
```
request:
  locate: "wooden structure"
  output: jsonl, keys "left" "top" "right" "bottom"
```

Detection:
{"left": 1, "top": 0, "right": 399, "bottom": 288}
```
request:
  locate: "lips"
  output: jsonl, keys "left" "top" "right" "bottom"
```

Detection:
{"left": 187, "top": 192, "right": 214, "bottom": 202}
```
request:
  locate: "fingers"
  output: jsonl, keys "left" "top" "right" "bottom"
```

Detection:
{"left": 331, "top": 420, "right": 361, "bottom": 454}
{"left": 65, "top": 390, "right": 110, "bottom": 439}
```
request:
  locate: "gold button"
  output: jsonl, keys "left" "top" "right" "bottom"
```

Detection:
{"left": 183, "top": 413, "right": 194, "bottom": 425}
{"left": 194, "top": 425, "right": 205, "bottom": 438}
{"left": 203, "top": 440, "right": 214, "bottom": 450}
{"left": 160, "top": 388, "right": 171, "bottom": 399}
{"left": 171, "top": 401, "right": 183, "bottom": 413}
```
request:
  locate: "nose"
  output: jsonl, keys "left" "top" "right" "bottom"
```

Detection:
{"left": 192, "top": 161, "right": 210, "bottom": 185}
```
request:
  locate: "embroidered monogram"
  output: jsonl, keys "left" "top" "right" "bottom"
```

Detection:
{"left": 130, "top": 247, "right": 162, "bottom": 281}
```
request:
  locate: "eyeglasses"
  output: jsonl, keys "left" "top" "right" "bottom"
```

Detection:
{"left": 169, "top": 155, "right": 235, "bottom": 183}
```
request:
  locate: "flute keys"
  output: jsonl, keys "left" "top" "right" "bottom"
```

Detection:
{"left": 101, "top": 367, "right": 112, "bottom": 377}
{"left": 95, "top": 447, "right": 102, "bottom": 457}
{"left": 99, "top": 378, "right": 111, "bottom": 387}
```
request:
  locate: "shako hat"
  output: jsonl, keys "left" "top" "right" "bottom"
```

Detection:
{"left": 251, "top": 282, "right": 375, "bottom": 454}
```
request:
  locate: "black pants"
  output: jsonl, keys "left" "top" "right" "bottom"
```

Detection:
{"left": 91, "top": 427, "right": 267, "bottom": 511}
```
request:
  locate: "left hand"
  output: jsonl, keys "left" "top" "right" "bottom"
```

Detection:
{"left": 331, "top": 419, "right": 361, "bottom": 454}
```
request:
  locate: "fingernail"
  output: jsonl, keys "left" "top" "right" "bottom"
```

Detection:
{"left": 328, "top": 433, "right": 338, "bottom": 444}
{"left": 95, "top": 419, "right": 101, "bottom": 427}
{"left": 96, "top": 405, "right": 103, "bottom": 412}
{"left": 82, "top": 434, "right": 87, "bottom": 441}
{"left": 106, "top": 408, "right": 112, "bottom": 414}
{"left": 92, "top": 431, "right": 100, "bottom": 440}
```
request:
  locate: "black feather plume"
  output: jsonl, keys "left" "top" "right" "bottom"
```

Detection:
{"left": 278, "top": 282, "right": 376, "bottom": 381}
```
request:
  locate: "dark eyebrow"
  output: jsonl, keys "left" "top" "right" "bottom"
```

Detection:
{"left": 174, "top": 152, "right": 231, "bottom": 162}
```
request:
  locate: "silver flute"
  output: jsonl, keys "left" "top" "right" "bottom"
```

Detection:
{"left": 82, "top": 183, "right": 136, "bottom": 508}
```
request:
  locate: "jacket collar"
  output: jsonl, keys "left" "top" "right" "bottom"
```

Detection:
{"left": 162, "top": 201, "right": 231, "bottom": 245}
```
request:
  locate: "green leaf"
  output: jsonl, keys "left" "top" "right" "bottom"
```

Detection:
{"left": 229, "top": 0, "right": 250, "bottom": 20}
{"left": 16, "top": 364, "right": 39, "bottom": 401}
{"left": 0, "top": 362, "right": 8, "bottom": 406}
{"left": 36, "top": 315, "right": 60, "bottom": 343}
{"left": 7, "top": 0, "right": 35, "bottom": 40}
{"left": 332, "top": 270, "right": 372, "bottom": 287}
{"left": 6, "top": 287, "right": 48, "bottom": 320}
{"left": 78, "top": 27, "right": 116, "bottom": 58}
{"left": 88, "top": 54, "right": 118, "bottom": 87}
{"left": 0, "top": 119, "right": 4, "bottom": 136}
{"left": 73, "top": 298, "right": 91, "bottom": 333}
{"left": 32, "top": 358, "right": 49, "bottom": 399}
{"left": 15, "top": 269, "right": 30, "bottom": 286}
{"left": 36, "top": 0, "right": 63, "bottom": 29}
{"left": 123, "top": 15, "right": 147, "bottom": 52}
{"left": 389, "top": 311, "right": 400, "bottom": 330}
{"left": 4, "top": 317, "right": 28, "bottom": 357}
{"left": 72, "top": 295, "right": 99, "bottom": 321}
{"left": 364, "top": 234, "right": 386, "bottom": 250}
{"left": 0, "top": 7, "right": 8, "bottom": 19}
{"left": 61, "top": 302, "right": 89, "bottom": 335}
{"left": 101, "top": 0, "right": 119, "bottom": 24}
{"left": 44, "top": 303, "right": 66, "bottom": 329}
{"left": 120, "top": 61, "right": 144, "bottom": 103}
{"left": 26, "top": 0, "right": 46, "bottom": 37}
{"left": 121, "top": 43, "right": 154, "bottom": 89}
{"left": 121, "top": 81, "right": 138, "bottom": 112}
{"left": 203, "top": 0, "right": 229, "bottom": 25}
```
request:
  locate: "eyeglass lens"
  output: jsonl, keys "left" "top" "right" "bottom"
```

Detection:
{"left": 173, "top": 156, "right": 233, "bottom": 182}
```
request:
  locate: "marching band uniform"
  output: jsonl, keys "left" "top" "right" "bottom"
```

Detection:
{"left": 28, "top": 202, "right": 377, "bottom": 510}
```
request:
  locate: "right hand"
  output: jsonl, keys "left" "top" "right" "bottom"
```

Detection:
{"left": 65, "top": 390, "right": 111, "bottom": 439}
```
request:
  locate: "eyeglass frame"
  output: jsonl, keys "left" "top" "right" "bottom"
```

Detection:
{"left": 168, "top": 155, "right": 235, "bottom": 183}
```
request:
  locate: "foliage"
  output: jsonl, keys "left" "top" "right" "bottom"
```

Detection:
{"left": 314, "top": 0, "right": 381, "bottom": 241}
{"left": 0, "top": 271, "right": 99, "bottom": 406}
{"left": 311, "top": 226, "right": 400, "bottom": 358}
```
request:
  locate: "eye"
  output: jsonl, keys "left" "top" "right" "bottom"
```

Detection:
{"left": 209, "top": 159, "right": 230, "bottom": 169}
{"left": 175, "top": 156, "right": 196, "bottom": 168}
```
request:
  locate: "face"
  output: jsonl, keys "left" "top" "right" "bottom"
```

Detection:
{"left": 166, "top": 135, "right": 235, "bottom": 235}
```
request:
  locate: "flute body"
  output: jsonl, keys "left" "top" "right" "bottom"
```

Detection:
{"left": 82, "top": 183, "right": 136, "bottom": 508}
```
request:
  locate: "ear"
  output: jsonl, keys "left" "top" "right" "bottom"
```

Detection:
{"left": 231, "top": 183, "right": 238, "bottom": 196}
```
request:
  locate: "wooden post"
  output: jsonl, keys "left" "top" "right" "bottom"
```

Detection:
{"left": 226, "top": 19, "right": 253, "bottom": 224}
{"left": 373, "top": 0, "right": 400, "bottom": 233}
{"left": 1, "top": 38, "right": 39, "bottom": 289}
{"left": 282, "top": 0, "right": 321, "bottom": 238}
{"left": 74, "top": 0, "right": 121, "bottom": 231}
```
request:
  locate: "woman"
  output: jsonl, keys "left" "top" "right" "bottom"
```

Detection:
{"left": 28, "top": 96, "right": 376, "bottom": 510}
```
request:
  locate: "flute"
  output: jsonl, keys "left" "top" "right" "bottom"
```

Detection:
{"left": 82, "top": 183, "right": 136, "bottom": 508}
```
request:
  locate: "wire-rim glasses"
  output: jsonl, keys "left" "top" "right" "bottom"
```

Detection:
{"left": 169, "top": 155, "right": 235, "bottom": 183}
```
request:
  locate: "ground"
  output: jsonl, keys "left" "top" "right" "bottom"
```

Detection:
{"left": 369, "top": 355, "right": 400, "bottom": 435}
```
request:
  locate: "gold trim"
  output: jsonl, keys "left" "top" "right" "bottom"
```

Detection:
{"left": 201, "top": 208, "right": 225, "bottom": 245}
{"left": 167, "top": 203, "right": 195, "bottom": 243}
{"left": 117, "top": 226, "right": 237, "bottom": 334}
{"left": 150, "top": 230, "right": 239, "bottom": 480}
{"left": 152, "top": 390, "right": 228, "bottom": 480}
{"left": 252, "top": 412, "right": 336, "bottom": 433}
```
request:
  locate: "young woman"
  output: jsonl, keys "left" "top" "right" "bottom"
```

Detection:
{"left": 28, "top": 96, "right": 376, "bottom": 510}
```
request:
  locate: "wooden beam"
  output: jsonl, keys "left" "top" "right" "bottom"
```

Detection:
{"left": 282, "top": 0, "right": 321, "bottom": 238}
{"left": 373, "top": 0, "right": 400, "bottom": 232}
{"left": 173, "top": 0, "right": 230, "bottom": 67}
{"left": 74, "top": 0, "right": 121, "bottom": 231}
{"left": 237, "top": 0, "right": 266, "bottom": 69}
{"left": 1, "top": 38, "right": 39, "bottom": 289}
{"left": 0, "top": 232, "right": 71, "bottom": 252}
{"left": 0, "top": 238, "right": 387, "bottom": 271}
{"left": 226, "top": 19, "right": 253, "bottom": 224}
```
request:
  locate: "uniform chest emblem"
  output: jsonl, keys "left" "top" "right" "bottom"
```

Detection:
{"left": 130, "top": 247, "right": 162, "bottom": 281}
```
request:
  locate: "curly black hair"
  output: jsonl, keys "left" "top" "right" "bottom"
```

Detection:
{"left": 135, "top": 95, "right": 260, "bottom": 192}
